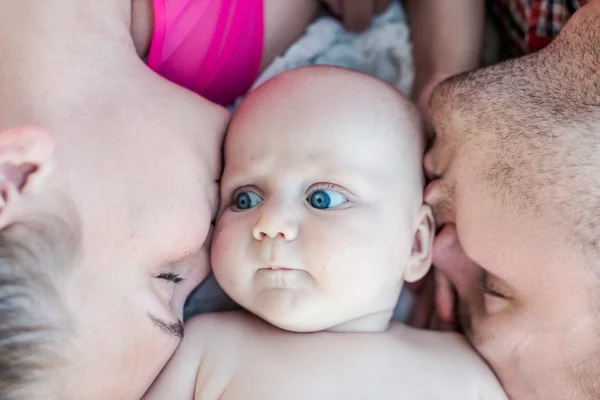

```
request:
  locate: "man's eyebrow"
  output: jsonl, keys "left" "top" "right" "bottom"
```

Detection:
{"left": 148, "top": 313, "right": 184, "bottom": 338}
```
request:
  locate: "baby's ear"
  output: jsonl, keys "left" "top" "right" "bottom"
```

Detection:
{"left": 404, "top": 204, "right": 434, "bottom": 283}
{"left": 0, "top": 126, "right": 54, "bottom": 228}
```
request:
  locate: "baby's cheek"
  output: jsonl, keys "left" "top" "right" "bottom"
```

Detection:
{"left": 210, "top": 228, "right": 230, "bottom": 271}
{"left": 211, "top": 222, "right": 248, "bottom": 287}
{"left": 343, "top": 242, "right": 395, "bottom": 285}
{"left": 211, "top": 213, "right": 238, "bottom": 258}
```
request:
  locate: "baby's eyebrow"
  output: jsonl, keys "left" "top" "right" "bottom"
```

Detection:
{"left": 222, "top": 163, "right": 374, "bottom": 193}
{"left": 221, "top": 166, "right": 262, "bottom": 183}
{"left": 316, "top": 168, "right": 374, "bottom": 191}
{"left": 148, "top": 313, "right": 184, "bottom": 338}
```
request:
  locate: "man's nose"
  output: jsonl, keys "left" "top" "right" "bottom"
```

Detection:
{"left": 252, "top": 200, "right": 299, "bottom": 241}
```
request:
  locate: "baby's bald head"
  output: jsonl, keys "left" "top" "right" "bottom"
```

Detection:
{"left": 227, "top": 66, "right": 426, "bottom": 208}
{"left": 214, "top": 67, "right": 434, "bottom": 332}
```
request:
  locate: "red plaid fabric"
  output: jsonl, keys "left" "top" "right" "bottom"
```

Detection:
{"left": 490, "top": 0, "right": 589, "bottom": 55}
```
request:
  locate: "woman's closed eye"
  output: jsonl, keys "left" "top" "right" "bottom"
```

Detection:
{"left": 154, "top": 272, "right": 185, "bottom": 303}
{"left": 157, "top": 272, "right": 184, "bottom": 284}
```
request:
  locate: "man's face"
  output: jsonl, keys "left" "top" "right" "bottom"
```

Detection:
{"left": 424, "top": 87, "right": 599, "bottom": 399}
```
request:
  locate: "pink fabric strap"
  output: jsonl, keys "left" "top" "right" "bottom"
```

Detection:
{"left": 148, "top": 0, "right": 264, "bottom": 105}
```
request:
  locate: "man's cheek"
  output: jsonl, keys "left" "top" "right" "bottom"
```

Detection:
{"left": 476, "top": 330, "right": 540, "bottom": 400}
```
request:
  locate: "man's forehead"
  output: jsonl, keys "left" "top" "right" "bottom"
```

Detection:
{"left": 429, "top": 70, "right": 540, "bottom": 174}
{"left": 430, "top": 80, "right": 478, "bottom": 153}
{"left": 432, "top": 71, "right": 500, "bottom": 132}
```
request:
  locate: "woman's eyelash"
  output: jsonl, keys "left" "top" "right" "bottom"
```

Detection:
{"left": 157, "top": 272, "right": 184, "bottom": 284}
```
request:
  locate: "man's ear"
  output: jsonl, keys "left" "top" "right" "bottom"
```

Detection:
{"left": 0, "top": 126, "right": 54, "bottom": 224}
{"left": 403, "top": 204, "right": 435, "bottom": 283}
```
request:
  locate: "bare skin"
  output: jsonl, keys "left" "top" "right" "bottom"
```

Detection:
{"left": 145, "top": 311, "right": 507, "bottom": 400}
{"left": 144, "top": 67, "right": 507, "bottom": 400}
{"left": 0, "top": 1, "right": 227, "bottom": 398}
{"left": 424, "top": 2, "right": 600, "bottom": 398}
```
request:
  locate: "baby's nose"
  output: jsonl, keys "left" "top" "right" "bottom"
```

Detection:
{"left": 252, "top": 202, "right": 299, "bottom": 242}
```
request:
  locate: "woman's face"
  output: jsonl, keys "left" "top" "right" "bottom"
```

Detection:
{"left": 43, "top": 87, "right": 229, "bottom": 398}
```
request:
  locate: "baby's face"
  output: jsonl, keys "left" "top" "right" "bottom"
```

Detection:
{"left": 212, "top": 68, "right": 428, "bottom": 332}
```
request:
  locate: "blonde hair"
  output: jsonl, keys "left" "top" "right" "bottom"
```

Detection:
{"left": 0, "top": 218, "right": 77, "bottom": 399}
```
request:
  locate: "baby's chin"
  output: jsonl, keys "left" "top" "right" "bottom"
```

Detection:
{"left": 243, "top": 289, "right": 340, "bottom": 333}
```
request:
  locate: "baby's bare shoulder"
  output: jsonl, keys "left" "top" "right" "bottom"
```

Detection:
{"left": 385, "top": 324, "right": 508, "bottom": 399}
{"left": 143, "top": 311, "right": 261, "bottom": 400}
{"left": 186, "top": 310, "right": 278, "bottom": 344}
{"left": 186, "top": 310, "right": 256, "bottom": 334}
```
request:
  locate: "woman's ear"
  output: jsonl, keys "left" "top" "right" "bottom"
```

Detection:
{"left": 0, "top": 125, "right": 54, "bottom": 225}
{"left": 403, "top": 204, "right": 435, "bottom": 283}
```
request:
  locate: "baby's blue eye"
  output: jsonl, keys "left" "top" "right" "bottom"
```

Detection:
{"left": 308, "top": 189, "right": 347, "bottom": 209}
{"left": 235, "top": 191, "right": 263, "bottom": 210}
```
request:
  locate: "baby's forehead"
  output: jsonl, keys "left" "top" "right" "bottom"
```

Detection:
{"left": 231, "top": 92, "right": 419, "bottom": 147}
{"left": 226, "top": 68, "right": 424, "bottom": 179}
{"left": 226, "top": 111, "right": 421, "bottom": 186}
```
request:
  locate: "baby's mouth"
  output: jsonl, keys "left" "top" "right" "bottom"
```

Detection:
{"left": 264, "top": 265, "right": 294, "bottom": 271}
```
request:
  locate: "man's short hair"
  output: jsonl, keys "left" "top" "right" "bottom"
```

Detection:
{"left": 431, "top": 7, "right": 600, "bottom": 256}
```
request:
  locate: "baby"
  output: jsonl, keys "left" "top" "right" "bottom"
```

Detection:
{"left": 144, "top": 66, "right": 507, "bottom": 400}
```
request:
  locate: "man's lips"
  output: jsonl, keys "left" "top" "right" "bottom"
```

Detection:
{"left": 424, "top": 179, "right": 440, "bottom": 200}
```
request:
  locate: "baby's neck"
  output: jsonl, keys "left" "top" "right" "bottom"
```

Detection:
{"left": 326, "top": 310, "right": 394, "bottom": 333}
